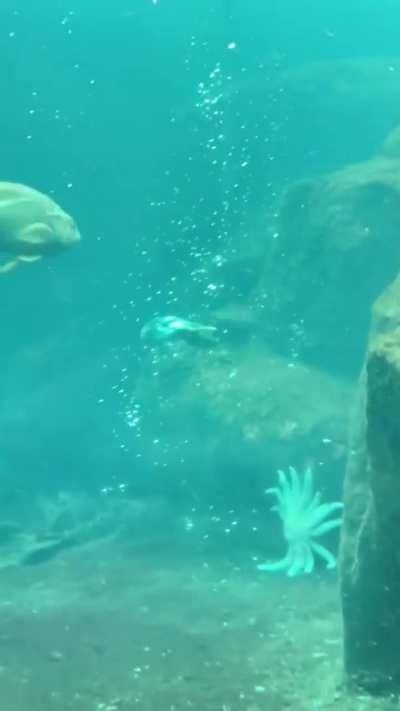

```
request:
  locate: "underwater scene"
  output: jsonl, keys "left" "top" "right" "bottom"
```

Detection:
{"left": 2, "top": 0, "right": 400, "bottom": 709}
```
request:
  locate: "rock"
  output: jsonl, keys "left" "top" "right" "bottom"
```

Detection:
{"left": 282, "top": 58, "right": 400, "bottom": 141}
{"left": 133, "top": 341, "right": 352, "bottom": 504}
{"left": 256, "top": 133, "right": 400, "bottom": 373}
{"left": 340, "top": 274, "right": 400, "bottom": 694}
{"left": 176, "top": 57, "right": 400, "bottom": 179}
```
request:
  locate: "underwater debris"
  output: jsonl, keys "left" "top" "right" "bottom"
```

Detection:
{"left": 0, "top": 181, "right": 81, "bottom": 273}
{"left": 257, "top": 466, "right": 343, "bottom": 577}
{"left": 140, "top": 315, "right": 218, "bottom": 346}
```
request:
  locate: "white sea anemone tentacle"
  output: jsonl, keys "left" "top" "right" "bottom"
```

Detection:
{"left": 257, "top": 466, "right": 343, "bottom": 577}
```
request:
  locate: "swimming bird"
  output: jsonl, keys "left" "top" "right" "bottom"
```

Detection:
{"left": 140, "top": 315, "right": 218, "bottom": 346}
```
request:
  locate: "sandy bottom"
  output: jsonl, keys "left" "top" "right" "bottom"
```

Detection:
{"left": 0, "top": 529, "right": 395, "bottom": 711}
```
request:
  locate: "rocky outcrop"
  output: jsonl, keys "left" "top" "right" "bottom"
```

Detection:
{"left": 340, "top": 275, "right": 400, "bottom": 694}
{"left": 281, "top": 58, "right": 400, "bottom": 159}
{"left": 256, "top": 127, "right": 400, "bottom": 373}
{"left": 133, "top": 339, "right": 352, "bottom": 504}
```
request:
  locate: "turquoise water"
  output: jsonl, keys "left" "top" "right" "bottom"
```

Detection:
{"left": 0, "top": 1, "right": 400, "bottom": 708}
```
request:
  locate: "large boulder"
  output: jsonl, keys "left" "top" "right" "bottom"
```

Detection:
{"left": 255, "top": 128, "right": 400, "bottom": 373}
{"left": 132, "top": 340, "right": 352, "bottom": 505}
{"left": 280, "top": 57, "right": 400, "bottom": 167}
{"left": 340, "top": 274, "right": 400, "bottom": 693}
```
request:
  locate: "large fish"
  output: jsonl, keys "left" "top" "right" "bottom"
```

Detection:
{"left": 0, "top": 181, "right": 81, "bottom": 273}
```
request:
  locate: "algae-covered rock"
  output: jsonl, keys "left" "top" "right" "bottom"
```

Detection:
{"left": 282, "top": 58, "right": 400, "bottom": 124}
{"left": 340, "top": 274, "right": 400, "bottom": 694}
{"left": 133, "top": 340, "right": 352, "bottom": 504}
{"left": 257, "top": 131, "right": 400, "bottom": 373}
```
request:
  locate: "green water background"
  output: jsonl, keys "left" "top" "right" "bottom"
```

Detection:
{"left": 0, "top": 0, "right": 398, "bottom": 498}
